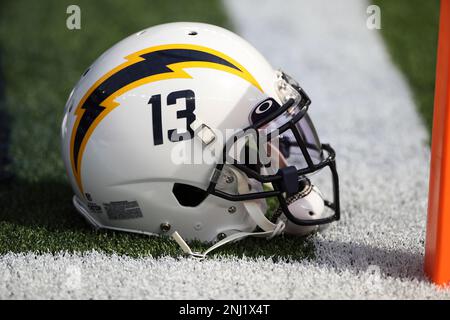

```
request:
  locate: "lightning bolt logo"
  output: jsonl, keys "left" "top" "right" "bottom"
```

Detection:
{"left": 70, "top": 44, "right": 262, "bottom": 194}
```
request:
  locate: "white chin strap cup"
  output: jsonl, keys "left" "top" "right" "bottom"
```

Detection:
{"left": 279, "top": 186, "right": 326, "bottom": 236}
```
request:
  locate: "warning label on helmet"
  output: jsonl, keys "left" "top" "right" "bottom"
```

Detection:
{"left": 87, "top": 202, "right": 103, "bottom": 214}
{"left": 103, "top": 200, "right": 143, "bottom": 220}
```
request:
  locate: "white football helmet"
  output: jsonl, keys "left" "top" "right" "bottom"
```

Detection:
{"left": 61, "top": 22, "right": 340, "bottom": 257}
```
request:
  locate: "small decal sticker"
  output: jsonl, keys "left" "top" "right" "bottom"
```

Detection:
{"left": 103, "top": 200, "right": 143, "bottom": 220}
{"left": 250, "top": 98, "right": 280, "bottom": 124}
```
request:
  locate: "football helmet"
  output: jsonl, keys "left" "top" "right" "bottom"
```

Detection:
{"left": 61, "top": 22, "right": 340, "bottom": 257}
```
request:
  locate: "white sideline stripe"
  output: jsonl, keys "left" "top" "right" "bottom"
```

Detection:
{"left": 0, "top": 251, "right": 448, "bottom": 299}
{"left": 1, "top": 0, "right": 449, "bottom": 299}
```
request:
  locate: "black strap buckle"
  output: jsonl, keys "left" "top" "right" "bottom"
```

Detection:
{"left": 276, "top": 166, "right": 299, "bottom": 196}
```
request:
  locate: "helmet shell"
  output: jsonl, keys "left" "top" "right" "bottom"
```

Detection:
{"left": 61, "top": 22, "right": 280, "bottom": 241}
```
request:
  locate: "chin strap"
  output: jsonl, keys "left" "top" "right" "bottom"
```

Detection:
{"left": 171, "top": 224, "right": 284, "bottom": 260}
{"left": 171, "top": 167, "right": 285, "bottom": 259}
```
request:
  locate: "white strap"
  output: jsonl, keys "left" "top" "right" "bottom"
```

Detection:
{"left": 172, "top": 166, "right": 285, "bottom": 258}
{"left": 171, "top": 221, "right": 285, "bottom": 259}
{"left": 233, "top": 168, "right": 279, "bottom": 232}
{"left": 171, "top": 231, "right": 195, "bottom": 255}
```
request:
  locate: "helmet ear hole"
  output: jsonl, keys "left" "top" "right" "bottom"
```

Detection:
{"left": 172, "top": 183, "right": 208, "bottom": 207}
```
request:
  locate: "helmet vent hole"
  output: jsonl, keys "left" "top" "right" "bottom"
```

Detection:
{"left": 68, "top": 100, "right": 74, "bottom": 113}
{"left": 82, "top": 67, "right": 90, "bottom": 77}
{"left": 188, "top": 31, "right": 198, "bottom": 36}
{"left": 173, "top": 183, "right": 208, "bottom": 207}
{"left": 309, "top": 211, "right": 315, "bottom": 216}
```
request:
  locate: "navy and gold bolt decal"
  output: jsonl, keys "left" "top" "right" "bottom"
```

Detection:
{"left": 70, "top": 44, "right": 262, "bottom": 193}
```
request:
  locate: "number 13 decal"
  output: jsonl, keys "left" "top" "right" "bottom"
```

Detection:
{"left": 148, "top": 89, "right": 196, "bottom": 145}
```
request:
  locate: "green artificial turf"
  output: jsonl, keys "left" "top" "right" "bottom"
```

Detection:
{"left": 373, "top": 0, "right": 440, "bottom": 134}
{"left": 0, "top": 0, "right": 314, "bottom": 260}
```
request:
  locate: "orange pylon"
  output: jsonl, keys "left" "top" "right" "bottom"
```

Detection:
{"left": 425, "top": 0, "right": 450, "bottom": 285}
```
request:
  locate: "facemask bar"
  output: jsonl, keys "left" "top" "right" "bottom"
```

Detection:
{"left": 206, "top": 81, "right": 340, "bottom": 226}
